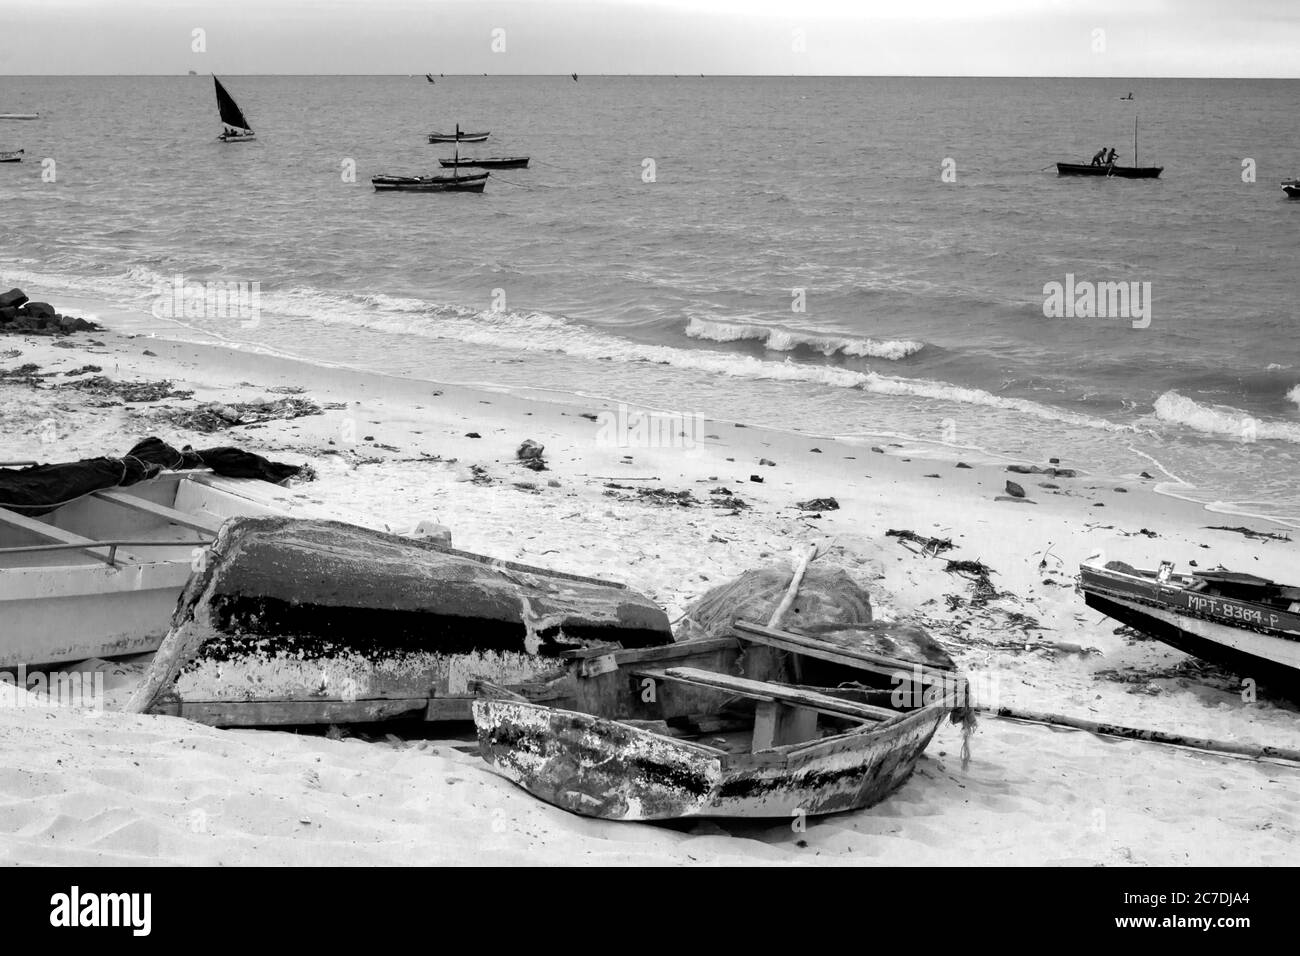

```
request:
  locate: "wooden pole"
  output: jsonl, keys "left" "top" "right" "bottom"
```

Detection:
{"left": 983, "top": 705, "right": 1300, "bottom": 766}
{"left": 767, "top": 543, "right": 817, "bottom": 630}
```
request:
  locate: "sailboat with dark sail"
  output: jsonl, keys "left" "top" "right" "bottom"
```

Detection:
{"left": 213, "top": 75, "right": 255, "bottom": 142}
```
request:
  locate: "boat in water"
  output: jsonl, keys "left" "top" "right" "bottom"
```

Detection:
{"left": 0, "top": 149, "right": 22, "bottom": 163}
{"left": 372, "top": 171, "right": 488, "bottom": 192}
{"left": 1058, "top": 116, "right": 1162, "bottom": 179}
{"left": 0, "top": 447, "right": 304, "bottom": 668}
{"left": 1080, "top": 560, "right": 1300, "bottom": 692}
{"left": 425, "top": 73, "right": 436, "bottom": 84}
{"left": 126, "top": 516, "right": 673, "bottom": 726}
{"left": 1282, "top": 180, "right": 1300, "bottom": 199}
{"left": 438, "top": 156, "right": 529, "bottom": 169}
{"left": 377, "top": 125, "right": 491, "bottom": 191}
{"left": 473, "top": 620, "right": 970, "bottom": 821}
{"left": 213, "top": 75, "right": 255, "bottom": 142}
{"left": 428, "top": 130, "right": 489, "bottom": 143}
{"left": 0, "top": 113, "right": 38, "bottom": 121}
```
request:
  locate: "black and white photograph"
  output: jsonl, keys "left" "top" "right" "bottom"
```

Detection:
{"left": 0, "top": 0, "right": 1293, "bottom": 912}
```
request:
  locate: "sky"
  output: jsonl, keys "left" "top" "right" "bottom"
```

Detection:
{"left": 1, "top": 0, "right": 1298, "bottom": 76}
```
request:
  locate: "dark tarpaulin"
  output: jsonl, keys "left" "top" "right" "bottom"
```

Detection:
{"left": 0, "top": 437, "right": 303, "bottom": 516}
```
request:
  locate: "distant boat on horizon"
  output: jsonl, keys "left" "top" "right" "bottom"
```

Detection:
{"left": 213, "top": 75, "right": 255, "bottom": 142}
{"left": 1120, "top": 92, "right": 1134, "bottom": 100}
{"left": 426, "top": 73, "right": 436, "bottom": 84}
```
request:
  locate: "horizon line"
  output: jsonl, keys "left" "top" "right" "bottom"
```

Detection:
{"left": 5, "top": 73, "right": 1300, "bottom": 80}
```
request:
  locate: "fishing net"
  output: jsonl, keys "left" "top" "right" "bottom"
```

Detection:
{"left": 676, "top": 564, "right": 873, "bottom": 642}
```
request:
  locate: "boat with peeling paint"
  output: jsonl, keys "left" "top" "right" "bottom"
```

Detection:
{"left": 126, "top": 516, "right": 674, "bottom": 726}
{"left": 1080, "top": 560, "right": 1300, "bottom": 692}
{"left": 472, "top": 620, "right": 970, "bottom": 820}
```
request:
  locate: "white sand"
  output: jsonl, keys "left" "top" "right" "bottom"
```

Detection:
{"left": 2, "top": 312, "right": 1298, "bottom": 866}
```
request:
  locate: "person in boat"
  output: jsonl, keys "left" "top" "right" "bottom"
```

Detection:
{"left": 1105, "top": 147, "right": 1118, "bottom": 166}
{"left": 1091, "top": 147, "right": 1107, "bottom": 166}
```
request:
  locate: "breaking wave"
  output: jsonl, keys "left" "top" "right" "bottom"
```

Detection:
{"left": 684, "top": 316, "right": 924, "bottom": 360}
{"left": 4, "top": 262, "right": 1134, "bottom": 437}
{"left": 1154, "top": 390, "right": 1300, "bottom": 444}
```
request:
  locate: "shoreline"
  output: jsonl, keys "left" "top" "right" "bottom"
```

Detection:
{"left": 37, "top": 288, "right": 1300, "bottom": 535}
{"left": 2, "top": 295, "right": 1300, "bottom": 865}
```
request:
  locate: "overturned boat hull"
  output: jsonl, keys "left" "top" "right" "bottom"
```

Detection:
{"left": 128, "top": 517, "right": 673, "bottom": 725}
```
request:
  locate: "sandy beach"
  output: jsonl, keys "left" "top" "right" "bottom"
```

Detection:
{"left": 2, "top": 305, "right": 1298, "bottom": 867}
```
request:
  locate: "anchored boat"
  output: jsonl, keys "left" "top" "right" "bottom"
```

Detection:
{"left": 473, "top": 620, "right": 969, "bottom": 821}
{"left": 0, "top": 113, "right": 38, "bottom": 121}
{"left": 438, "top": 156, "right": 529, "bottom": 169}
{"left": 213, "top": 75, "right": 255, "bottom": 142}
{"left": 428, "top": 130, "right": 489, "bottom": 143}
{"left": 377, "top": 125, "right": 490, "bottom": 192}
{"left": 372, "top": 172, "right": 488, "bottom": 192}
{"left": 0, "top": 149, "right": 22, "bottom": 163}
{"left": 1080, "top": 560, "right": 1300, "bottom": 691}
{"left": 1282, "top": 180, "right": 1300, "bottom": 199}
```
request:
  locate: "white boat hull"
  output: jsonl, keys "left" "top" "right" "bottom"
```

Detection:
{"left": 0, "top": 472, "right": 291, "bottom": 667}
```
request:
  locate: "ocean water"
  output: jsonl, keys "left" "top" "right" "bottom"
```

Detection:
{"left": 2, "top": 75, "right": 1299, "bottom": 523}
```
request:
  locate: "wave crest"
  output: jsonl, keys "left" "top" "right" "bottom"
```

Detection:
{"left": 685, "top": 317, "right": 924, "bottom": 360}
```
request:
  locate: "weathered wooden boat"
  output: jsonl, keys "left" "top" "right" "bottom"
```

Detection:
{"left": 1282, "top": 180, "right": 1300, "bottom": 199}
{"left": 0, "top": 470, "right": 297, "bottom": 668}
{"left": 1058, "top": 115, "right": 1161, "bottom": 179}
{"left": 427, "top": 131, "right": 488, "bottom": 143}
{"left": 1080, "top": 560, "right": 1300, "bottom": 690}
{"left": 372, "top": 172, "right": 488, "bottom": 193}
{"left": 473, "top": 620, "right": 969, "bottom": 821}
{"left": 126, "top": 517, "right": 674, "bottom": 726}
{"left": 0, "top": 113, "right": 38, "bottom": 121}
{"left": 0, "top": 149, "right": 22, "bottom": 163}
{"left": 213, "top": 75, "right": 255, "bottom": 142}
{"left": 438, "top": 156, "right": 529, "bottom": 169}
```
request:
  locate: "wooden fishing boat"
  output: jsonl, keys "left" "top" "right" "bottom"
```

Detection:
{"left": 473, "top": 620, "right": 969, "bottom": 821}
{"left": 0, "top": 149, "right": 22, "bottom": 163}
{"left": 127, "top": 516, "right": 675, "bottom": 726}
{"left": 1058, "top": 115, "right": 1161, "bottom": 179}
{"left": 428, "top": 131, "right": 489, "bottom": 143}
{"left": 1080, "top": 560, "right": 1300, "bottom": 691}
{"left": 0, "top": 113, "right": 38, "bottom": 121}
{"left": 1282, "top": 180, "right": 1300, "bottom": 199}
{"left": 372, "top": 172, "right": 488, "bottom": 192}
{"left": 213, "top": 75, "right": 255, "bottom": 142}
{"left": 438, "top": 156, "right": 529, "bottom": 169}
{"left": 0, "top": 471, "right": 295, "bottom": 668}
{"left": 1056, "top": 162, "right": 1163, "bottom": 179}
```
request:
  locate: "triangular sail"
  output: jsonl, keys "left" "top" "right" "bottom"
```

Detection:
{"left": 213, "top": 76, "right": 252, "bottom": 133}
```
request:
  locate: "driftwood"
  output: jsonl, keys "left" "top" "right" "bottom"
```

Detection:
{"left": 985, "top": 705, "right": 1300, "bottom": 766}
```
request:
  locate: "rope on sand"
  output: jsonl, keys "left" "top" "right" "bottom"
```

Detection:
{"left": 982, "top": 705, "right": 1300, "bottom": 767}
